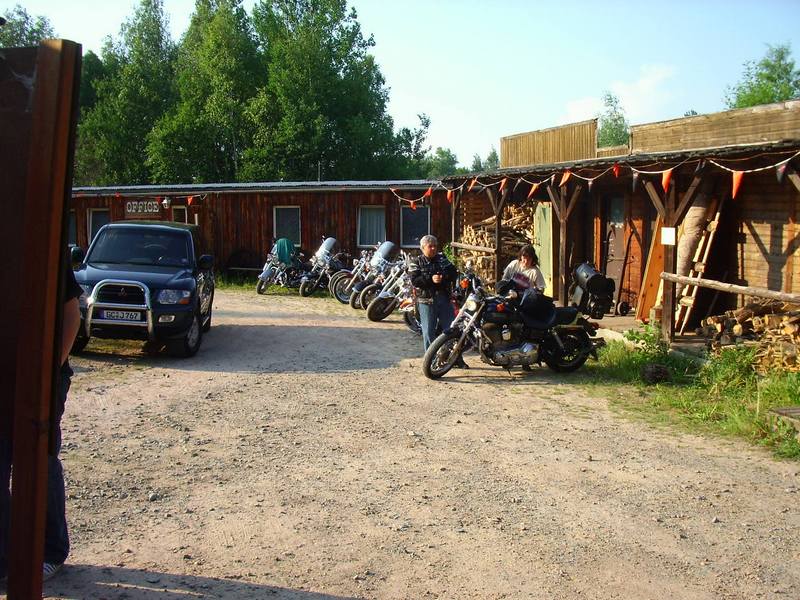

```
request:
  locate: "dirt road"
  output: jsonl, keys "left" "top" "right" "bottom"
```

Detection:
{"left": 20, "top": 290, "right": 800, "bottom": 599}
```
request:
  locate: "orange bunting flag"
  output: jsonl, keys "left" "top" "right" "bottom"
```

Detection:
{"left": 410, "top": 200, "right": 417, "bottom": 211}
{"left": 467, "top": 177, "right": 478, "bottom": 192}
{"left": 731, "top": 171, "right": 744, "bottom": 199}
{"left": 559, "top": 171, "right": 571, "bottom": 187}
{"left": 527, "top": 182, "right": 540, "bottom": 199}
{"left": 424, "top": 186, "right": 432, "bottom": 197}
{"left": 612, "top": 163, "right": 621, "bottom": 178}
{"left": 446, "top": 189, "right": 453, "bottom": 203}
{"left": 661, "top": 169, "right": 673, "bottom": 193}
{"left": 187, "top": 195, "right": 194, "bottom": 206}
{"left": 499, "top": 177, "right": 508, "bottom": 192}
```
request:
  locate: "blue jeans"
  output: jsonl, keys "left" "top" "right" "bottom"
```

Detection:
{"left": 0, "top": 372, "right": 70, "bottom": 578}
{"left": 418, "top": 294, "right": 455, "bottom": 352}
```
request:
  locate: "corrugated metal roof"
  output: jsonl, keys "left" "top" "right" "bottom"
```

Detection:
{"left": 72, "top": 179, "right": 440, "bottom": 196}
{"left": 442, "top": 139, "right": 800, "bottom": 182}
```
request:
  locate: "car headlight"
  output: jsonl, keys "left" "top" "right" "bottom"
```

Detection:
{"left": 157, "top": 289, "right": 192, "bottom": 305}
{"left": 464, "top": 295, "right": 479, "bottom": 312}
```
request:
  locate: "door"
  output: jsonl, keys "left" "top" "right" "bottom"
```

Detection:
{"left": 533, "top": 203, "right": 554, "bottom": 297}
{"left": 603, "top": 196, "right": 626, "bottom": 282}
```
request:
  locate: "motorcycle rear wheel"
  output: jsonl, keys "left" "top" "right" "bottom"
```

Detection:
{"left": 359, "top": 284, "right": 380, "bottom": 309}
{"left": 366, "top": 297, "right": 397, "bottom": 322}
{"left": 403, "top": 309, "right": 422, "bottom": 335}
{"left": 422, "top": 332, "right": 462, "bottom": 379}
{"left": 543, "top": 332, "right": 591, "bottom": 373}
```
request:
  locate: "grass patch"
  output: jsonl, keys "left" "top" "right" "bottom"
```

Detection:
{"left": 586, "top": 325, "right": 800, "bottom": 459}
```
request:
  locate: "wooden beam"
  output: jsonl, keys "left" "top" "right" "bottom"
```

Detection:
{"left": 494, "top": 188, "right": 509, "bottom": 282}
{"left": 450, "top": 189, "right": 462, "bottom": 253}
{"left": 660, "top": 273, "right": 800, "bottom": 304}
{"left": 661, "top": 185, "right": 678, "bottom": 343}
{"left": 564, "top": 183, "right": 583, "bottom": 222}
{"left": 674, "top": 174, "right": 705, "bottom": 226}
{"left": 8, "top": 40, "right": 82, "bottom": 600}
{"left": 788, "top": 166, "right": 800, "bottom": 195}
{"left": 485, "top": 186, "right": 497, "bottom": 215}
{"left": 546, "top": 185, "right": 562, "bottom": 222}
{"left": 643, "top": 180, "right": 667, "bottom": 221}
{"left": 450, "top": 241, "right": 496, "bottom": 253}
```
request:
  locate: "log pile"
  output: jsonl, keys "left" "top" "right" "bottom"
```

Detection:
{"left": 458, "top": 203, "right": 537, "bottom": 282}
{"left": 699, "top": 300, "right": 800, "bottom": 372}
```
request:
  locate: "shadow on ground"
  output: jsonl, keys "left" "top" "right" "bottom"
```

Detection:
{"left": 35, "top": 563, "right": 360, "bottom": 600}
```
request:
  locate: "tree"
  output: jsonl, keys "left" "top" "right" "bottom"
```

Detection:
{"left": 0, "top": 4, "right": 55, "bottom": 46}
{"left": 684, "top": 109, "right": 699, "bottom": 117}
{"left": 469, "top": 147, "right": 500, "bottom": 172}
{"left": 75, "top": 0, "right": 177, "bottom": 185}
{"left": 725, "top": 43, "right": 800, "bottom": 109}
{"left": 147, "top": 0, "right": 262, "bottom": 183}
{"left": 79, "top": 51, "right": 107, "bottom": 114}
{"left": 597, "top": 92, "right": 629, "bottom": 148}
{"left": 242, "top": 0, "right": 404, "bottom": 181}
{"left": 422, "top": 147, "right": 467, "bottom": 179}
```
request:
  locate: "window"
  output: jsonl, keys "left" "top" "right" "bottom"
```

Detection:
{"left": 400, "top": 206, "right": 430, "bottom": 248}
{"left": 172, "top": 206, "right": 188, "bottom": 223}
{"left": 67, "top": 210, "right": 77, "bottom": 246}
{"left": 274, "top": 206, "right": 301, "bottom": 246}
{"left": 358, "top": 206, "right": 385, "bottom": 247}
{"left": 88, "top": 209, "right": 110, "bottom": 243}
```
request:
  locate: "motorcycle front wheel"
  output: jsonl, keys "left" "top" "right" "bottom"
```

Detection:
{"left": 358, "top": 284, "right": 381, "bottom": 309}
{"left": 543, "top": 332, "right": 591, "bottom": 373}
{"left": 332, "top": 273, "right": 354, "bottom": 304}
{"left": 366, "top": 297, "right": 397, "bottom": 322}
{"left": 256, "top": 279, "right": 268, "bottom": 295}
{"left": 299, "top": 279, "right": 315, "bottom": 297}
{"left": 422, "top": 331, "right": 462, "bottom": 379}
{"left": 403, "top": 309, "right": 422, "bottom": 335}
{"left": 328, "top": 271, "right": 347, "bottom": 297}
{"left": 349, "top": 287, "right": 363, "bottom": 309}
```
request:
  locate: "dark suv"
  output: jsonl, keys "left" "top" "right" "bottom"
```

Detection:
{"left": 72, "top": 221, "right": 215, "bottom": 357}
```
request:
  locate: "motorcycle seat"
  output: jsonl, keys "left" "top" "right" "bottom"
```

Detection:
{"left": 519, "top": 307, "right": 557, "bottom": 330}
{"left": 555, "top": 307, "right": 579, "bottom": 325}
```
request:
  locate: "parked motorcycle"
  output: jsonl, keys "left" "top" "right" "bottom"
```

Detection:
{"left": 365, "top": 257, "right": 412, "bottom": 321}
{"left": 256, "top": 238, "right": 308, "bottom": 293}
{"left": 330, "top": 249, "right": 372, "bottom": 304}
{"left": 299, "top": 237, "right": 348, "bottom": 297}
{"left": 421, "top": 269, "right": 605, "bottom": 379}
{"left": 350, "top": 241, "right": 400, "bottom": 309}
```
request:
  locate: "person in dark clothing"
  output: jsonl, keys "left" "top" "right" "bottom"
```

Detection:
{"left": 0, "top": 257, "right": 82, "bottom": 584}
{"left": 408, "top": 235, "right": 467, "bottom": 367}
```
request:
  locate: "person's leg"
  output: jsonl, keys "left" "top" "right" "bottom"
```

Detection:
{"left": 0, "top": 438, "right": 11, "bottom": 580}
{"left": 44, "top": 376, "right": 70, "bottom": 567}
{"left": 417, "top": 301, "right": 436, "bottom": 351}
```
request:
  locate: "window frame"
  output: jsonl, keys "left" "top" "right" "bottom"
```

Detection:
{"left": 357, "top": 205, "right": 386, "bottom": 248}
{"left": 273, "top": 205, "right": 302, "bottom": 247}
{"left": 399, "top": 205, "right": 431, "bottom": 249}
{"left": 172, "top": 206, "right": 188, "bottom": 224}
{"left": 87, "top": 208, "right": 111, "bottom": 244}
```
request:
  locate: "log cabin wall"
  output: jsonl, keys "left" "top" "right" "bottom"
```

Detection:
{"left": 70, "top": 187, "right": 450, "bottom": 269}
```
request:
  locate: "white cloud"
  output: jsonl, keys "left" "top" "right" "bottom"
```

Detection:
{"left": 559, "top": 64, "right": 678, "bottom": 127}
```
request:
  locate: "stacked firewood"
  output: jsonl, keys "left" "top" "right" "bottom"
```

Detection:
{"left": 699, "top": 300, "right": 800, "bottom": 372}
{"left": 458, "top": 203, "right": 537, "bottom": 282}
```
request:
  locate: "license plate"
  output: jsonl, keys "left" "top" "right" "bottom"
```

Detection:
{"left": 102, "top": 310, "right": 143, "bottom": 321}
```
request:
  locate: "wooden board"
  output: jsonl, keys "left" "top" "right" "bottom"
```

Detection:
{"left": 500, "top": 119, "right": 598, "bottom": 168}
{"left": 635, "top": 215, "right": 664, "bottom": 322}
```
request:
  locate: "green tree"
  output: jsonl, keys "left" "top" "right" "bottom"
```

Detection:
{"left": 422, "top": 147, "right": 466, "bottom": 179}
{"left": 242, "top": 0, "right": 403, "bottom": 181}
{"left": 147, "top": 0, "right": 262, "bottom": 183}
{"left": 597, "top": 92, "right": 629, "bottom": 148}
{"left": 79, "top": 50, "right": 107, "bottom": 114}
{"left": 470, "top": 153, "right": 483, "bottom": 172}
{"left": 75, "top": 0, "right": 177, "bottom": 185}
{"left": 725, "top": 43, "right": 800, "bottom": 109}
{"left": 469, "top": 147, "right": 500, "bottom": 172}
{"left": 0, "top": 4, "right": 55, "bottom": 46}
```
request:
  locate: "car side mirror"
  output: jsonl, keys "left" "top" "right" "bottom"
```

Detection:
{"left": 197, "top": 254, "right": 214, "bottom": 270}
{"left": 70, "top": 246, "right": 85, "bottom": 265}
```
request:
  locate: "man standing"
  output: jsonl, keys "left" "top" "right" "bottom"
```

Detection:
{"left": 408, "top": 235, "right": 466, "bottom": 367}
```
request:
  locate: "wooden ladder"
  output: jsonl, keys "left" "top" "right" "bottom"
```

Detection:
{"left": 674, "top": 195, "right": 725, "bottom": 334}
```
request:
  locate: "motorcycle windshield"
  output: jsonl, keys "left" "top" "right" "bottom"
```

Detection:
{"left": 370, "top": 241, "right": 399, "bottom": 266}
{"left": 315, "top": 237, "right": 338, "bottom": 258}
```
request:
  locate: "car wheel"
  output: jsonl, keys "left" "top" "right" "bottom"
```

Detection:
{"left": 201, "top": 292, "right": 214, "bottom": 333}
{"left": 168, "top": 312, "right": 203, "bottom": 358}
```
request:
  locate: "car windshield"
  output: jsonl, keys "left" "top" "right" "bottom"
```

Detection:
{"left": 88, "top": 228, "right": 191, "bottom": 267}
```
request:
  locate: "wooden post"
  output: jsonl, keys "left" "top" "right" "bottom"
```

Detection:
{"left": 450, "top": 189, "right": 462, "bottom": 259}
{"left": 661, "top": 186, "right": 678, "bottom": 343}
{"left": 493, "top": 187, "right": 509, "bottom": 282}
{"left": 547, "top": 183, "right": 582, "bottom": 305}
{"left": 5, "top": 40, "right": 82, "bottom": 599}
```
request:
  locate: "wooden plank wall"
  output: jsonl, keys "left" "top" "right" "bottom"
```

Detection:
{"left": 70, "top": 189, "right": 450, "bottom": 268}
{"left": 500, "top": 120, "right": 598, "bottom": 168}
{"left": 735, "top": 171, "right": 800, "bottom": 296}
{"left": 596, "top": 144, "right": 629, "bottom": 158}
{"left": 630, "top": 100, "right": 800, "bottom": 154}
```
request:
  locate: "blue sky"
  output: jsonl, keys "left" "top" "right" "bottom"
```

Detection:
{"left": 4, "top": 0, "right": 800, "bottom": 167}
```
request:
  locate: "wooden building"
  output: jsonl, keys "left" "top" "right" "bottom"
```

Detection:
{"left": 446, "top": 101, "right": 800, "bottom": 342}
{"left": 70, "top": 181, "right": 450, "bottom": 268}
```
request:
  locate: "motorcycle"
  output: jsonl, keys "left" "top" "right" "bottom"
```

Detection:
{"left": 421, "top": 268, "right": 606, "bottom": 379}
{"left": 365, "top": 257, "right": 413, "bottom": 322}
{"left": 330, "top": 249, "right": 371, "bottom": 304}
{"left": 349, "top": 241, "right": 400, "bottom": 310}
{"left": 299, "top": 237, "right": 348, "bottom": 297}
{"left": 256, "top": 239, "right": 308, "bottom": 293}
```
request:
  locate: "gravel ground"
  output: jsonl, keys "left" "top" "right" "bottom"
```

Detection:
{"left": 10, "top": 289, "right": 799, "bottom": 600}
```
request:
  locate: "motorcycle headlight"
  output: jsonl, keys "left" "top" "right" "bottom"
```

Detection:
{"left": 464, "top": 295, "right": 479, "bottom": 312}
{"left": 157, "top": 289, "right": 192, "bottom": 305}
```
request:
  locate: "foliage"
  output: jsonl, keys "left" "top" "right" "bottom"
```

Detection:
{"left": 470, "top": 147, "right": 500, "bottom": 172}
{"left": 725, "top": 43, "right": 800, "bottom": 109}
{"left": 592, "top": 335, "right": 800, "bottom": 459}
{"left": 147, "top": 0, "right": 261, "bottom": 183}
{"left": 683, "top": 109, "right": 699, "bottom": 117}
{"left": 0, "top": 4, "right": 55, "bottom": 46}
{"left": 423, "top": 147, "right": 468, "bottom": 179}
{"left": 79, "top": 51, "right": 107, "bottom": 114}
{"left": 75, "top": 0, "right": 177, "bottom": 185}
{"left": 596, "top": 92, "right": 629, "bottom": 148}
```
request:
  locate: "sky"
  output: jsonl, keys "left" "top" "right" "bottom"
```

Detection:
{"left": 4, "top": 0, "right": 800, "bottom": 167}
